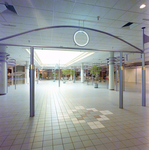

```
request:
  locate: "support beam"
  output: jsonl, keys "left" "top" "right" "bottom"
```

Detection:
{"left": 11, "top": 68, "right": 13, "bottom": 85}
{"left": 0, "top": 46, "right": 8, "bottom": 95}
{"left": 37, "top": 68, "right": 39, "bottom": 84}
{"left": 102, "top": 71, "right": 103, "bottom": 82}
{"left": 142, "top": 27, "right": 146, "bottom": 107}
{"left": 119, "top": 52, "right": 123, "bottom": 109}
{"left": 115, "top": 64, "right": 118, "bottom": 91}
{"left": 59, "top": 66, "right": 60, "bottom": 87}
{"left": 73, "top": 68, "right": 75, "bottom": 83}
{"left": 15, "top": 65, "right": 16, "bottom": 89}
{"left": 109, "top": 52, "right": 114, "bottom": 90}
{"left": 135, "top": 66, "right": 137, "bottom": 84}
{"left": 30, "top": 47, "right": 35, "bottom": 117}
{"left": 81, "top": 63, "right": 84, "bottom": 83}
{"left": 142, "top": 53, "right": 146, "bottom": 106}
{"left": 123, "top": 64, "right": 125, "bottom": 91}
{"left": 87, "top": 69, "right": 88, "bottom": 85}
{"left": 92, "top": 71, "right": 93, "bottom": 85}
{"left": 42, "top": 69, "right": 43, "bottom": 80}
{"left": 106, "top": 62, "right": 108, "bottom": 89}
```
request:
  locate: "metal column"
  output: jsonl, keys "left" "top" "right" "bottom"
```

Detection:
{"left": 115, "top": 63, "right": 118, "bottom": 91}
{"left": 109, "top": 52, "right": 114, "bottom": 90}
{"left": 142, "top": 52, "right": 146, "bottom": 106}
{"left": 106, "top": 61, "right": 108, "bottom": 89}
{"left": 102, "top": 71, "right": 103, "bottom": 82}
{"left": 135, "top": 66, "right": 137, "bottom": 84}
{"left": 73, "top": 68, "right": 75, "bottom": 83}
{"left": 123, "top": 64, "right": 125, "bottom": 91}
{"left": 0, "top": 46, "right": 8, "bottom": 95}
{"left": 87, "top": 69, "right": 88, "bottom": 85}
{"left": 119, "top": 52, "right": 123, "bottom": 109}
{"left": 30, "top": 47, "right": 35, "bottom": 117}
{"left": 59, "top": 66, "right": 60, "bottom": 87}
{"left": 142, "top": 27, "right": 146, "bottom": 106}
{"left": 42, "top": 69, "right": 43, "bottom": 80}
{"left": 81, "top": 63, "right": 84, "bottom": 83}
{"left": 15, "top": 65, "right": 16, "bottom": 89}
{"left": 92, "top": 71, "right": 93, "bottom": 85}
{"left": 37, "top": 68, "right": 39, "bottom": 84}
{"left": 92, "top": 64, "right": 93, "bottom": 85}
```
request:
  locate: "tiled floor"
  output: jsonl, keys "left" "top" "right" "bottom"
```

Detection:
{"left": 0, "top": 80, "right": 149, "bottom": 150}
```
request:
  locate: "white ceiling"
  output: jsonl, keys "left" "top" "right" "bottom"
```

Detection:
{"left": 0, "top": 0, "right": 149, "bottom": 68}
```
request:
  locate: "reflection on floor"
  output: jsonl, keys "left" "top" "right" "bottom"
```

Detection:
{"left": 0, "top": 80, "right": 149, "bottom": 150}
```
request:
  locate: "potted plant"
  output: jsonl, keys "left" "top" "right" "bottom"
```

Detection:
{"left": 67, "top": 69, "right": 76, "bottom": 82}
{"left": 89, "top": 65, "right": 101, "bottom": 88}
{"left": 39, "top": 73, "right": 42, "bottom": 80}
{"left": 69, "top": 69, "right": 73, "bottom": 81}
{"left": 52, "top": 73, "right": 57, "bottom": 82}
{"left": 72, "top": 69, "right": 76, "bottom": 83}
{"left": 62, "top": 69, "right": 69, "bottom": 83}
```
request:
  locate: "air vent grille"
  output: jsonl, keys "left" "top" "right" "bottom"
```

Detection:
{"left": 122, "top": 22, "right": 133, "bottom": 28}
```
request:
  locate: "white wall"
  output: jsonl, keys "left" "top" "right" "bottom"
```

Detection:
{"left": 124, "top": 66, "right": 149, "bottom": 83}
{"left": 125, "top": 68, "right": 135, "bottom": 83}
{"left": 146, "top": 67, "right": 149, "bottom": 84}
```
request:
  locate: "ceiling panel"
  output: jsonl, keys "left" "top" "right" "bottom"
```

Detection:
{"left": 96, "top": 0, "right": 119, "bottom": 8}
{"left": 17, "top": 0, "right": 54, "bottom": 11}
{"left": 54, "top": 0, "right": 74, "bottom": 13}
{"left": 15, "top": 6, "right": 37, "bottom": 17}
{"left": 77, "top": 0, "right": 97, "bottom": 5}
{"left": 118, "top": 11, "right": 140, "bottom": 22}
{"left": 103, "top": 9, "right": 125, "bottom": 20}
{"left": 131, "top": 14, "right": 147, "bottom": 24}
{"left": 109, "top": 20, "right": 128, "bottom": 28}
{"left": 113, "top": 0, "right": 140, "bottom": 11}
{"left": 12, "top": 0, "right": 35, "bottom": 8}
{"left": 54, "top": 12, "right": 71, "bottom": 19}
{"left": 88, "top": 6, "right": 110, "bottom": 17}
{"left": 72, "top": 3, "right": 93, "bottom": 15}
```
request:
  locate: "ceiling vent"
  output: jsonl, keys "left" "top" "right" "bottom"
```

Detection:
{"left": 0, "top": 2, "right": 17, "bottom": 14}
{"left": 121, "top": 22, "right": 138, "bottom": 29}
{"left": 122, "top": 22, "right": 133, "bottom": 29}
{"left": 5, "top": 2, "right": 17, "bottom": 14}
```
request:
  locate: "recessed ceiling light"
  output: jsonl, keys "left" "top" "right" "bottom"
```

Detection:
{"left": 140, "top": 4, "right": 146, "bottom": 9}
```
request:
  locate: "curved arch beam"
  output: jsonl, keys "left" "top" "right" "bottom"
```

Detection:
{"left": 0, "top": 25, "right": 142, "bottom": 52}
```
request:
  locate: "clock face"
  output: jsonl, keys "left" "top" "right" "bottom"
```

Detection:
{"left": 73, "top": 30, "right": 89, "bottom": 47}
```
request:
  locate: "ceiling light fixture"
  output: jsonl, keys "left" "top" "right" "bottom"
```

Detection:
{"left": 74, "top": 30, "right": 89, "bottom": 47}
{"left": 140, "top": 4, "right": 146, "bottom": 9}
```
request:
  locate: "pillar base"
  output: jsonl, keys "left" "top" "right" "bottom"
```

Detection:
{"left": 0, "top": 93, "right": 7, "bottom": 95}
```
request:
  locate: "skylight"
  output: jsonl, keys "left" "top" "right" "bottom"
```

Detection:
{"left": 35, "top": 50, "right": 83, "bottom": 65}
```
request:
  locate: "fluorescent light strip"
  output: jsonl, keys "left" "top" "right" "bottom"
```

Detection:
{"left": 66, "top": 52, "right": 94, "bottom": 66}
